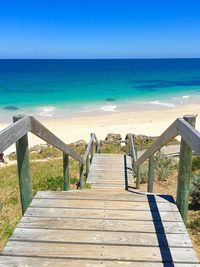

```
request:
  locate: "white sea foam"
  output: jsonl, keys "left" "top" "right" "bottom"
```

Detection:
{"left": 150, "top": 100, "right": 176, "bottom": 108}
{"left": 38, "top": 106, "right": 56, "bottom": 117}
{"left": 182, "top": 95, "right": 190, "bottom": 99}
{"left": 100, "top": 105, "right": 118, "bottom": 112}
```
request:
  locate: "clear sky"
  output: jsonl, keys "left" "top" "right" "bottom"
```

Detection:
{"left": 0, "top": 0, "right": 200, "bottom": 59}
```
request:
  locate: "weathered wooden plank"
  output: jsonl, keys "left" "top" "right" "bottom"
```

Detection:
{"left": 63, "top": 153, "right": 70, "bottom": 191}
{"left": 177, "top": 116, "right": 196, "bottom": 224}
{"left": 178, "top": 118, "right": 200, "bottom": 157}
{"left": 1, "top": 256, "right": 199, "bottom": 267}
{"left": 13, "top": 115, "right": 32, "bottom": 215}
{"left": 84, "top": 136, "right": 93, "bottom": 161}
{"left": 35, "top": 191, "right": 174, "bottom": 203}
{"left": 24, "top": 207, "right": 183, "bottom": 221}
{"left": 136, "top": 119, "right": 179, "bottom": 165}
{"left": 30, "top": 116, "right": 84, "bottom": 164}
{"left": 0, "top": 116, "right": 31, "bottom": 153}
{"left": 79, "top": 162, "right": 85, "bottom": 189}
{"left": 29, "top": 198, "right": 178, "bottom": 211}
{"left": 19, "top": 217, "right": 187, "bottom": 234}
{"left": 11, "top": 228, "right": 193, "bottom": 247}
{"left": 147, "top": 154, "right": 154, "bottom": 193}
{"left": 2, "top": 241, "right": 199, "bottom": 263}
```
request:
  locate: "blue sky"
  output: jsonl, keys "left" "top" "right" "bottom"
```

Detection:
{"left": 0, "top": 0, "right": 200, "bottom": 58}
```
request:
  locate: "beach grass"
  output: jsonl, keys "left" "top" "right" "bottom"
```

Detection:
{"left": 0, "top": 158, "right": 80, "bottom": 250}
{"left": 0, "top": 142, "right": 199, "bottom": 258}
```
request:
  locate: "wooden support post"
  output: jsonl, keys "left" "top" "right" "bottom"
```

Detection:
{"left": 85, "top": 144, "right": 90, "bottom": 179}
{"left": 99, "top": 142, "right": 102, "bottom": 154}
{"left": 95, "top": 141, "right": 98, "bottom": 153}
{"left": 13, "top": 115, "right": 32, "bottom": 215}
{"left": 90, "top": 135, "right": 94, "bottom": 164}
{"left": 176, "top": 115, "right": 196, "bottom": 224}
{"left": 63, "top": 153, "right": 70, "bottom": 191}
{"left": 135, "top": 146, "right": 141, "bottom": 189}
{"left": 147, "top": 154, "right": 154, "bottom": 193}
{"left": 79, "top": 163, "right": 85, "bottom": 189}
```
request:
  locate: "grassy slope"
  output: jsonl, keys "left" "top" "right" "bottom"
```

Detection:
{"left": 0, "top": 142, "right": 199, "bottom": 259}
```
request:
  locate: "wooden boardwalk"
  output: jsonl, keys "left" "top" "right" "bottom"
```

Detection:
{"left": 1, "top": 154, "right": 199, "bottom": 266}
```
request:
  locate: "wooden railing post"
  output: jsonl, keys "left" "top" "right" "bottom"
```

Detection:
{"left": 63, "top": 153, "right": 70, "bottom": 191}
{"left": 79, "top": 163, "right": 85, "bottom": 189}
{"left": 90, "top": 134, "right": 94, "bottom": 163}
{"left": 13, "top": 115, "right": 32, "bottom": 215}
{"left": 99, "top": 141, "right": 102, "bottom": 154}
{"left": 176, "top": 115, "right": 196, "bottom": 224}
{"left": 85, "top": 144, "right": 90, "bottom": 179}
{"left": 135, "top": 146, "right": 141, "bottom": 189}
{"left": 147, "top": 154, "right": 154, "bottom": 193}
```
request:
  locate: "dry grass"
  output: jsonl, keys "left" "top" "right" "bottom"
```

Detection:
{"left": 0, "top": 144, "right": 199, "bottom": 260}
{"left": 0, "top": 158, "right": 80, "bottom": 250}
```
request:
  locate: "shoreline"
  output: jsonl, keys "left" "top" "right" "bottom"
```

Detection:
{"left": 1, "top": 92, "right": 200, "bottom": 123}
{"left": 1, "top": 103, "right": 200, "bottom": 156}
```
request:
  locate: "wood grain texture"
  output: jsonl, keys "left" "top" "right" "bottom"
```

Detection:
{"left": 1, "top": 153, "right": 199, "bottom": 266}
{"left": 18, "top": 217, "right": 187, "bottom": 234}
{"left": 63, "top": 153, "right": 70, "bottom": 191}
{"left": 13, "top": 115, "right": 32, "bottom": 215}
{"left": 0, "top": 115, "right": 31, "bottom": 152}
{"left": 177, "top": 116, "right": 196, "bottom": 224}
{"left": 178, "top": 118, "right": 200, "bottom": 157}
{"left": 136, "top": 118, "right": 179, "bottom": 165}
{"left": 1, "top": 256, "right": 199, "bottom": 267}
{"left": 10, "top": 228, "right": 193, "bottom": 247}
{"left": 2, "top": 241, "right": 199, "bottom": 263}
{"left": 30, "top": 116, "right": 84, "bottom": 164}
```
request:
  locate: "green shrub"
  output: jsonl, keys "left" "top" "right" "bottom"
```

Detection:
{"left": 188, "top": 217, "right": 200, "bottom": 229}
{"left": 154, "top": 152, "right": 177, "bottom": 181}
{"left": 190, "top": 175, "right": 200, "bottom": 207}
{"left": 192, "top": 156, "right": 200, "bottom": 172}
{"left": 139, "top": 165, "right": 148, "bottom": 184}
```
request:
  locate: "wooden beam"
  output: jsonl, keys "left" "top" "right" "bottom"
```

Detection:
{"left": 147, "top": 155, "right": 154, "bottom": 193}
{"left": 30, "top": 116, "right": 84, "bottom": 164}
{"left": 63, "top": 153, "right": 70, "bottom": 191}
{"left": 13, "top": 115, "right": 32, "bottom": 215}
{"left": 0, "top": 116, "right": 31, "bottom": 153}
{"left": 136, "top": 119, "right": 179, "bottom": 166}
{"left": 176, "top": 115, "right": 196, "bottom": 224}
{"left": 178, "top": 117, "right": 200, "bottom": 157}
{"left": 79, "top": 163, "right": 85, "bottom": 189}
{"left": 83, "top": 137, "right": 93, "bottom": 161}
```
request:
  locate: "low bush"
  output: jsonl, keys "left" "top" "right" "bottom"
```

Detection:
{"left": 190, "top": 174, "right": 200, "bottom": 207}
{"left": 139, "top": 165, "right": 148, "bottom": 184}
{"left": 192, "top": 156, "right": 200, "bottom": 172}
{"left": 154, "top": 152, "right": 177, "bottom": 181}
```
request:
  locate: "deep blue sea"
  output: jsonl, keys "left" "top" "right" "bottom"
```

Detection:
{"left": 1, "top": 59, "right": 200, "bottom": 121}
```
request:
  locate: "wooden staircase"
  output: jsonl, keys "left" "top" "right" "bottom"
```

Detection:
{"left": 1, "top": 154, "right": 199, "bottom": 266}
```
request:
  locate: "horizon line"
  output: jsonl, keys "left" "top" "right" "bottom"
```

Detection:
{"left": 0, "top": 57, "right": 200, "bottom": 60}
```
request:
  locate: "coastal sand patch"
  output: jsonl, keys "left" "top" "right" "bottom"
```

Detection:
{"left": 1, "top": 103, "right": 200, "bottom": 155}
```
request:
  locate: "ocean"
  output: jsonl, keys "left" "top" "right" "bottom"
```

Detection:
{"left": 0, "top": 59, "right": 200, "bottom": 122}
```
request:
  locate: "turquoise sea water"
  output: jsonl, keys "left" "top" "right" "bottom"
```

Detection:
{"left": 0, "top": 59, "right": 200, "bottom": 121}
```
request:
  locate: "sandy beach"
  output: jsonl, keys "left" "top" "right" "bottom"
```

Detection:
{"left": 1, "top": 103, "right": 200, "bottom": 155}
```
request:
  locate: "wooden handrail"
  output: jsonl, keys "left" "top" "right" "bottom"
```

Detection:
{"left": 0, "top": 116, "right": 84, "bottom": 164}
{"left": 126, "top": 115, "right": 198, "bottom": 224}
{"left": 83, "top": 134, "right": 94, "bottom": 161}
{"left": 178, "top": 118, "right": 200, "bottom": 156}
{"left": 0, "top": 115, "right": 103, "bottom": 212}
{"left": 0, "top": 116, "right": 31, "bottom": 152}
{"left": 136, "top": 119, "right": 179, "bottom": 166}
{"left": 82, "top": 133, "right": 100, "bottom": 188}
{"left": 135, "top": 117, "right": 200, "bottom": 167}
{"left": 30, "top": 117, "right": 84, "bottom": 164}
{"left": 125, "top": 133, "right": 140, "bottom": 188}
